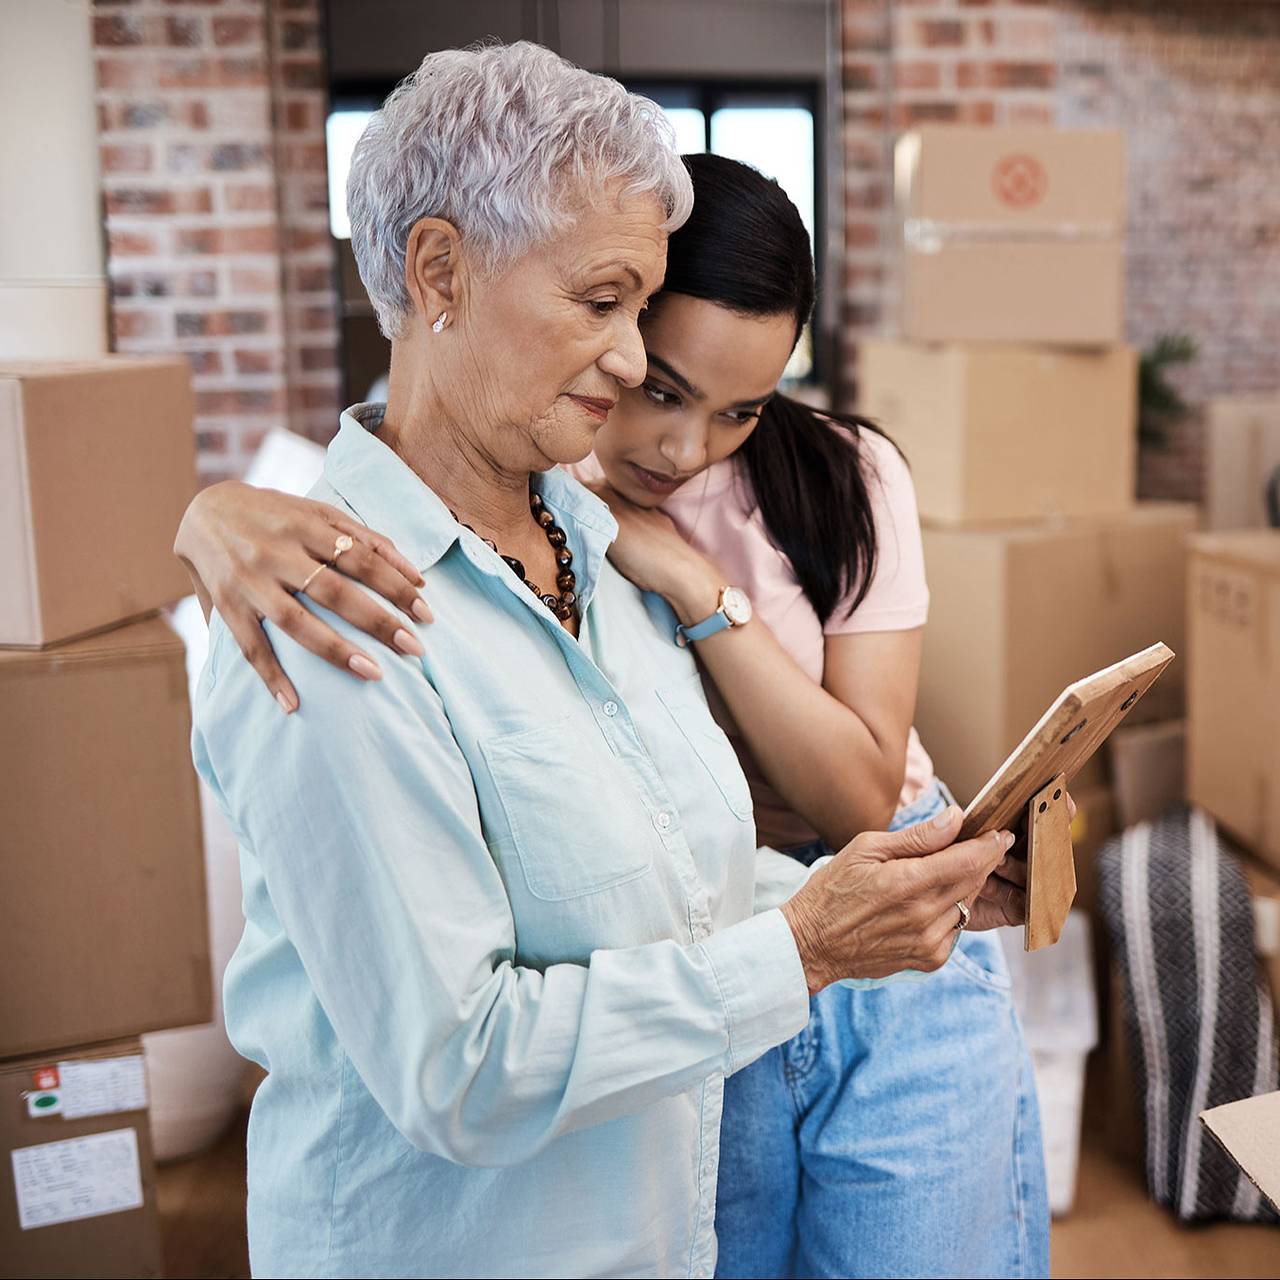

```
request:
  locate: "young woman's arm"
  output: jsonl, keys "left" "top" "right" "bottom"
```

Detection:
{"left": 601, "top": 499, "right": 916, "bottom": 847}
{"left": 174, "top": 482, "right": 431, "bottom": 710}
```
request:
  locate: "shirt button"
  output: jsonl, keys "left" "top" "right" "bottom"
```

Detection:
{"left": 602, "top": 700, "right": 619, "bottom": 717}
{"left": 655, "top": 812, "right": 672, "bottom": 832}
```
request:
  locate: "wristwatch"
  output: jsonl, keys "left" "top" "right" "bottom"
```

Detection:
{"left": 674, "top": 586, "right": 753, "bottom": 647}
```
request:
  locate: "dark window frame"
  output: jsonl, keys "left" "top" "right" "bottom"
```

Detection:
{"left": 327, "top": 73, "right": 827, "bottom": 392}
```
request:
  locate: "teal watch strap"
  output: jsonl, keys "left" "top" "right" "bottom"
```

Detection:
{"left": 674, "top": 608, "right": 731, "bottom": 647}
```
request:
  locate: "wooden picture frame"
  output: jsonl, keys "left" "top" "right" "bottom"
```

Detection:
{"left": 958, "top": 642, "right": 1176, "bottom": 948}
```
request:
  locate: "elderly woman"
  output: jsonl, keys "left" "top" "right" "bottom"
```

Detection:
{"left": 191, "top": 43, "right": 1019, "bottom": 1278}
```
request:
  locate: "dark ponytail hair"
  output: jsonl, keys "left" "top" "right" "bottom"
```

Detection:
{"left": 657, "top": 152, "right": 892, "bottom": 625}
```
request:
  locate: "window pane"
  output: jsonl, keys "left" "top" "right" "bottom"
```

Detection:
{"left": 659, "top": 107, "right": 706, "bottom": 156}
{"left": 709, "top": 104, "right": 815, "bottom": 247}
{"left": 325, "top": 110, "right": 375, "bottom": 240}
{"left": 710, "top": 103, "right": 815, "bottom": 379}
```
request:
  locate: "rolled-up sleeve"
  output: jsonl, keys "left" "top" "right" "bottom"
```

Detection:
{"left": 194, "top": 610, "right": 810, "bottom": 1168}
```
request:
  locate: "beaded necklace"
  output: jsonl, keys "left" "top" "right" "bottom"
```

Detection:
{"left": 451, "top": 490, "right": 578, "bottom": 623}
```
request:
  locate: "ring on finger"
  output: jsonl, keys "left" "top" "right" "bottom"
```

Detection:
{"left": 298, "top": 561, "right": 326, "bottom": 595}
{"left": 299, "top": 534, "right": 356, "bottom": 597}
{"left": 954, "top": 899, "right": 970, "bottom": 931}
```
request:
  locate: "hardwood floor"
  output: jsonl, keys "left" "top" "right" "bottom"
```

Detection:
{"left": 155, "top": 1112, "right": 249, "bottom": 1280}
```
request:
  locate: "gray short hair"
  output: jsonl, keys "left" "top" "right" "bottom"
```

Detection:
{"left": 348, "top": 41, "right": 694, "bottom": 338}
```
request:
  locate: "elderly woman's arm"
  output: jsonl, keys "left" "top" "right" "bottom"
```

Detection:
{"left": 193, "top": 605, "right": 812, "bottom": 1167}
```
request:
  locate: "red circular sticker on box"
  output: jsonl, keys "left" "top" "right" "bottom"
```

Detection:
{"left": 992, "top": 154, "right": 1048, "bottom": 208}
{"left": 31, "top": 1065, "right": 60, "bottom": 1091}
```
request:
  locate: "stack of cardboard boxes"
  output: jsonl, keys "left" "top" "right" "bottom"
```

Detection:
{"left": 859, "top": 126, "right": 1196, "bottom": 908}
{"left": 858, "top": 127, "right": 1201, "bottom": 1213}
{"left": 0, "top": 359, "right": 209, "bottom": 1279}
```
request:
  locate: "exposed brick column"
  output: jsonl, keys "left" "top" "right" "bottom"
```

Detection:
{"left": 94, "top": 0, "right": 340, "bottom": 484}
{"left": 267, "top": 1, "right": 342, "bottom": 445}
{"left": 837, "top": 0, "right": 894, "bottom": 410}
{"left": 1058, "top": 3, "right": 1280, "bottom": 418}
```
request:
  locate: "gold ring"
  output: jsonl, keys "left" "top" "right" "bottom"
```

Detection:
{"left": 954, "top": 900, "right": 970, "bottom": 931}
{"left": 299, "top": 562, "right": 326, "bottom": 595}
{"left": 300, "top": 535, "right": 356, "bottom": 596}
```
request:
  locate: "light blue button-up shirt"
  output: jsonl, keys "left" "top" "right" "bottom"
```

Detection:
{"left": 193, "top": 406, "right": 814, "bottom": 1279}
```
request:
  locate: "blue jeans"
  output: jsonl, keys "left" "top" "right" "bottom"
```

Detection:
{"left": 714, "top": 781, "right": 1050, "bottom": 1279}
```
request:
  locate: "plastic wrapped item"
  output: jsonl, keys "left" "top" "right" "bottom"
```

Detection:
{"left": 999, "top": 912, "right": 1099, "bottom": 1216}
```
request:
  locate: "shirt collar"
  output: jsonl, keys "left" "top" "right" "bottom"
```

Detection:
{"left": 324, "top": 404, "right": 619, "bottom": 589}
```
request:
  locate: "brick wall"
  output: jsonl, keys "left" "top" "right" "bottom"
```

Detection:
{"left": 838, "top": 0, "right": 1280, "bottom": 502}
{"left": 1059, "top": 4, "right": 1280, "bottom": 501}
{"left": 95, "top": 0, "right": 340, "bottom": 484}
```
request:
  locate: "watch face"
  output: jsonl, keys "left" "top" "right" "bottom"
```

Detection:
{"left": 722, "top": 587, "right": 753, "bottom": 626}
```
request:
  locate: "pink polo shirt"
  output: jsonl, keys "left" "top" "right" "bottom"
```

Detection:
{"left": 569, "top": 427, "right": 935, "bottom": 850}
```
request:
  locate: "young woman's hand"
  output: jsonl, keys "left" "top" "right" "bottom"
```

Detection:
{"left": 174, "top": 481, "right": 432, "bottom": 712}
{"left": 591, "top": 483, "right": 724, "bottom": 622}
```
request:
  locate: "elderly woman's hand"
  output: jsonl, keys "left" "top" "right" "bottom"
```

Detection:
{"left": 174, "top": 481, "right": 432, "bottom": 711}
{"left": 779, "top": 805, "right": 1016, "bottom": 996}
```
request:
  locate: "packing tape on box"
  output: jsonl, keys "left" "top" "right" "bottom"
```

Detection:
{"left": 903, "top": 218, "right": 1120, "bottom": 254}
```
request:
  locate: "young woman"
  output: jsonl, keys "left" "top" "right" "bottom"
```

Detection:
{"left": 176, "top": 154, "right": 1048, "bottom": 1278}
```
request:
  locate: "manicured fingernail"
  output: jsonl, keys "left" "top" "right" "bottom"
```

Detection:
{"left": 275, "top": 690, "right": 296, "bottom": 715}
{"left": 393, "top": 627, "right": 425, "bottom": 657}
{"left": 348, "top": 654, "right": 382, "bottom": 680}
{"left": 411, "top": 597, "right": 433, "bottom": 623}
{"left": 1000, "top": 830, "right": 1016, "bottom": 850}
{"left": 932, "top": 805, "right": 958, "bottom": 829}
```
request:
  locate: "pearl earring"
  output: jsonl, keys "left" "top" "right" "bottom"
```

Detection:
{"left": 432, "top": 311, "right": 448, "bottom": 333}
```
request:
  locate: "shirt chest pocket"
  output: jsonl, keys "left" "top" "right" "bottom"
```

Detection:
{"left": 481, "top": 718, "right": 655, "bottom": 902}
{"left": 655, "top": 676, "right": 754, "bottom": 822}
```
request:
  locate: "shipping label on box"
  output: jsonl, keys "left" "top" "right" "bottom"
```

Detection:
{"left": 11, "top": 1129, "right": 144, "bottom": 1231}
{"left": 895, "top": 126, "right": 1125, "bottom": 345}
{"left": 0, "top": 1039, "right": 162, "bottom": 1280}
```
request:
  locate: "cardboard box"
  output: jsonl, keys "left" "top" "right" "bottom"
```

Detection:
{"left": 0, "top": 615, "right": 211, "bottom": 1058}
{"left": 1204, "top": 396, "right": 1280, "bottom": 531}
{"left": 858, "top": 340, "right": 1137, "bottom": 524}
{"left": 1110, "top": 720, "right": 1186, "bottom": 830}
{"left": 0, "top": 1039, "right": 162, "bottom": 1279}
{"left": 895, "top": 126, "right": 1125, "bottom": 345}
{"left": 1069, "top": 786, "right": 1118, "bottom": 917}
{"left": 0, "top": 357, "right": 196, "bottom": 647}
{"left": 1187, "top": 532, "right": 1280, "bottom": 873}
{"left": 1201, "top": 1091, "right": 1280, "bottom": 1216}
{"left": 1244, "top": 856, "right": 1280, "bottom": 1010}
{"left": 917, "top": 503, "right": 1196, "bottom": 806}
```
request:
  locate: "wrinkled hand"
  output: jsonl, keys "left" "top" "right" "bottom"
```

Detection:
{"left": 174, "top": 481, "right": 432, "bottom": 712}
{"left": 780, "top": 806, "right": 1016, "bottom": 995}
